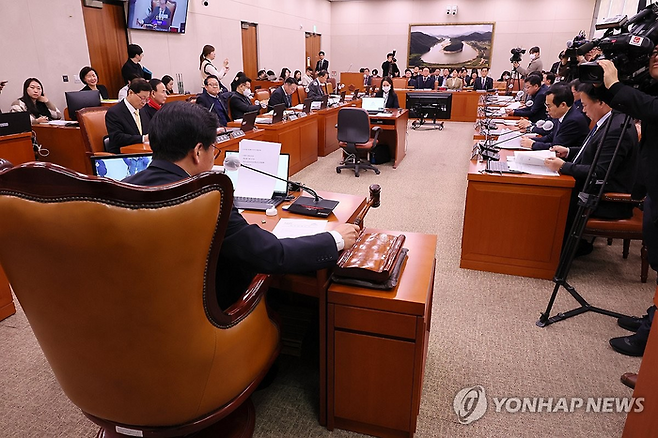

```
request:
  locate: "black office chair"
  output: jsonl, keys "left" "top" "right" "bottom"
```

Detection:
{"left": 335, "top": 107, "right": 381, "bottom": 177}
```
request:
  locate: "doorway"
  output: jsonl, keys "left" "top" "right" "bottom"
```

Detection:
{"left": 241, "top": 22, "right": 258, "bottom": 79}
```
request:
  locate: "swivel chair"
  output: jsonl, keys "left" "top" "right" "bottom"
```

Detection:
{"left": 0, "top": 162, "right": 280, "bottom": 437}
{"left": 335, "top": 107, "right": 381, "bottom": 177}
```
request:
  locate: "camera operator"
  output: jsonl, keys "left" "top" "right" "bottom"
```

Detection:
{"left": 597, "top": 56, "right": 658, "bottom": 358}
{"left": 514, "top": 46, "right": 543, "bottom": 77}
{"left": 381, "top": 52, "right": 400, "bottom": 78}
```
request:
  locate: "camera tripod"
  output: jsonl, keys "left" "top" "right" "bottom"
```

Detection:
{"left": 507, "top": 66, "right": 523, "bottom": 96}
{"left": 537, "top": 114, "right": 634, "bottom": 327}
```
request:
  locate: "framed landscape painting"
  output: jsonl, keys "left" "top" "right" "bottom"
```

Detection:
{"left": 408, "top": 23, "right": 494, "bottom": 69}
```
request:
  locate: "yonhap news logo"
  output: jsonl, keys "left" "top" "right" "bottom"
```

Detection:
{"left": 453, "top": 386, "right": 644, "bottom": 425}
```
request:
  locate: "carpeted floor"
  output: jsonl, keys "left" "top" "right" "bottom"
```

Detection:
{"left": 0, "top": 121, "right": 652, "bottom": 437}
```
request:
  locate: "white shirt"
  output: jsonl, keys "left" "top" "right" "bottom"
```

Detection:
{"left": 118, "top": 84, "right": 129, "bottom": 101}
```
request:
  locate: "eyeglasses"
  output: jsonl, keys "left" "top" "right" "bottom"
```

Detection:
{"left": 211, "top": 143, "right": 221, "bottom": 159}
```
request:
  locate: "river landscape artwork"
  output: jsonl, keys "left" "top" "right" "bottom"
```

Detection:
{"left": 408, "top": 23, "right": 494, "bottom": 69}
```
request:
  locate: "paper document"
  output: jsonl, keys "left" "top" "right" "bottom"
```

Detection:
{"left": 236, "top": 140, "right": 282, "bottom": 198}
{"left": 495, "top": 129, "right": 522, "bottom": 149}
{"left": 506, "top": 102, "right": 522, "bottom": 110}
{"left": 507, "top": 150, "right": 559, "bottom": 176}
{"left": 272, "top": 218, "right": 328, "bottom": 239}
{"left": 375, "top": 112, "right": 393, "bottom": 117}
{"left": 292, "top": 104, "right": 304, "bottom": 110}
{"left": 47, "top": 120, "right": 77, "bottom": 126}
{"left": 311, "top": 101, "right": 322, "bottom": 110}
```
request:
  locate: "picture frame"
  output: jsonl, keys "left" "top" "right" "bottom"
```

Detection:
{"left": 408, "top": 23, "right": 495, "bottom": 69}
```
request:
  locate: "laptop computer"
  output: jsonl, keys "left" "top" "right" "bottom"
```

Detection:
{"left": 255, "top": 103, "right": 285, "bottom": 124}
{"left": 340, "top": 91, "right": 346, "bottom": 103}
{"left": 91, "top": 153, "right": 153, "bottom": 180}
{"left": 303, "top": 98, "right": 313, "bottom": 114}
{"left": 0, "top": 112, "right": 31, "bottom": 136}
{"left": 362, "top": 97, "right": 386, "bottom": 114}
{"left": 320, "top": 95, "right": 329, "bottom": 109}
{"left": 224, "top": 151, "right": 290, "bottom": 211}
{"left": 240, "top": 110, "right": 259, "bottom": 131}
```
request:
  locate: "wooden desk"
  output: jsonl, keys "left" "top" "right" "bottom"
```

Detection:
{"left": 243, "top": 190, "right": 367, "bottom": 427}
{"left": 396, "top": 90, "right": 482, "bottom": 122}
{"left": 370, "top": 109, "right": 409, "bottom": 169}
{"left": 0, "top": 264, "right": 15, "bottom": 321}
{"left": 340, "top": 72, "right": 366, "bottom": 92}
{"left": 32, "top": 124, "right": 91, "bottom": 174}
{"left": 327, "top": 231, "right": 436, "bottom": 437}
{"left": 461, "top": 150, "right": 574, "bottom": 279}
{"left": 0, "top": 132, "right": 35, "bottom": 166}
{"left": 229, "top": 114, "right": 319, "bottom": 175}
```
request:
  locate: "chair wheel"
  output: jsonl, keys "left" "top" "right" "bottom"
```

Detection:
{"left": 375, "top": 170, "right": 380, "bottom": 175}
{"left": 355, "top": 173, "right": 360, "bottom": 177}
{"left": 336, "top": 169, "right": 341, "bottom": 173}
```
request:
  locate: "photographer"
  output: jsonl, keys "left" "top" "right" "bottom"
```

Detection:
{"left": 381, "top": 52, "right": 400, "bottom": 78}
{"left": 599, "top": 56, "right": 658, "bottom": 358}
{"left": 514, "top": 46, "right": 543, "bottom": 77}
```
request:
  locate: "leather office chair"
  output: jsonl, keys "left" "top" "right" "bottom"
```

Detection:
{"left": 584, "top": 193, "right": 649, "bottom": 283}
{"left": 0, "top": 163, "right": 280, "bottom": 437}
{"left": 77, "top": 106, "right": 111, "bottom": 156}
{"left": 336, "top": 107, "right": 381, "bottom": 177}
{"left": 254, "top": 89, "right": 270, "bottom": 103}
{"left": 297, "top": 87, "right": 307, "bottom": 104}
{"left": 392, "top": 77, "right": 407, "bottom": 90}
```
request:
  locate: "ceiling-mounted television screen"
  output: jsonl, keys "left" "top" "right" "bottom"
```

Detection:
{"left": 127, "top": 0, "right": 189, "bottom": 33}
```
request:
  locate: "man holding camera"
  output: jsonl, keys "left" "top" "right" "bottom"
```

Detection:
{"left": 381, "top": 52, "right": 400, "bottom": 78}
{"left": 598, "top": 55, "right": 658, "bottom": 358}
{"left": 514, "top": 46, "right": 543, "bottom": 77}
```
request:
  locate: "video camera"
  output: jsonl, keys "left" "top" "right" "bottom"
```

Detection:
{"left": 510, "top": 47, "right": 526, "bottom": 63}
{"left": 391, "top": 50, "right": 397, "bottom": 63}
{"left": 570, "top": 4, "right": 658, "bottom": 89}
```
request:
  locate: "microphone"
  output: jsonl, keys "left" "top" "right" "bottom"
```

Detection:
{"left": 209, "top": 102, "right": 214, "bottom": 113}
{"left": 223, "top": 155, "right": 321, "bottom": 202}
{"left": 525, "top": 99, "right": 533, "bottom": 107}
{"left": 540, "top": 120, "right": 554, "bottom": 131}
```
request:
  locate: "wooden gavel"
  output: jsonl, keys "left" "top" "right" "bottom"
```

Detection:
{"left": 351, "top": 184, "right": 381, "bottom": 229}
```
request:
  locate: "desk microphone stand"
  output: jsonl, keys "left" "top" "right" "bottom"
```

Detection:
{"left": 537, "top": 114, "right": 633, "bottom": 327}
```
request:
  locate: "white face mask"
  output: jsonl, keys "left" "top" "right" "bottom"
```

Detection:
{"left": 242, "top": 87, "right": 251, "bottom": 97}
{"left": 382, "top": 85, "right": 391, "bottom": 92}
{"left": 530, "top": 54, "right": 536, "bottom": 60}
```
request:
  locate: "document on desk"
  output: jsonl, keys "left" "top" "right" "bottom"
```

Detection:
{"left": 496, "top": 129, "right": 523, "bottom": 149}
{"left": 272, "top": 218, "right": 328, "bottom": 239}
{"left": 508, "top": 150, "right": 559, "bottom": 176}
{"left": 47, "top": 120, "right": 77, "bottom": 126}
{"left": 375, "top": 112, "right": 393, "bottom": 117}
{"left": 505, "top": 102, "right": 522, "bottom": 110}
{"left": 236, "top": 140, "right": 281, "bottom": 198}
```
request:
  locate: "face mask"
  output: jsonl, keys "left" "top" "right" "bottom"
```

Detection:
{"left": 382, "top": 85, "right": 391, "bottom": 92}
{"left": 530, "top": 54, "right": 536, "bottom": 60}
{"left": 242, "top": 88, "right": 251, "bottom": 97}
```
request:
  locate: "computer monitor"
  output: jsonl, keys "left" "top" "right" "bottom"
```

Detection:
{"left": 65, "top": 90, "right": 102, "bottom": 121}
{"left": 91, "top": 153, "right": 153, "bottom": 181}
{"left": 0, "top": 112, "right": 31, "bottom": 136}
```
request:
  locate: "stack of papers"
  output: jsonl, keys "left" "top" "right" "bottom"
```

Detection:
{"left": 507, "top": 150, "right": 559, "bottom": 176}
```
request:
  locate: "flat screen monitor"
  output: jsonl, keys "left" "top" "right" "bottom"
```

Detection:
{"left": 127, "top": 0, "right": 189, "bottom": 34}
{"left": 65, "top": 90, "right": 102, "bottom": 121}
{"left": 91, "top": 153, "right": 153, "bottom": 181}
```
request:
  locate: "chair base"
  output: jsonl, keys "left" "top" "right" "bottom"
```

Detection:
{"left": 95, "top": 398, "right": 256, "bottom": 438}
{"left": 336, "top": 155, "right": 380, "bottom": 177}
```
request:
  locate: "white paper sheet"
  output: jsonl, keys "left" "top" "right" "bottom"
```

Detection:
{"left": 507, "top": 151, "right": 559, "bottom": 176}
{"left": 47, "top": 120, "right": 76, "bottom": 126}
{"left": 236, "top": 140, "right": 281, "bottom": 198}
{"left": 272, "top": 218, "right": 328, "bottom": 239}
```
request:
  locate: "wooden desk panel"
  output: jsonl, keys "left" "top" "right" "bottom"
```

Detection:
{"left": 0, "top": 263, "right": 16, "bottom": 321}
{"left": 461, "top": 154, "right": 574, "bottom": 279}
{"left": 315, "top": 102, "right": 361, "bottom": 157}
{"left": 0, "top": 132, "right": 35, "bottom": 167}
{"left": 327, "top": 231, "right": 436, "bottom": 437}
{"left": 370, "top": 109, "right": 409, "bottom": 169}
{"left": 258, "top": 115, "right": 319, "bottom": 175}
{"left": 32, "top": 125, "right": 91, "bottom": 174}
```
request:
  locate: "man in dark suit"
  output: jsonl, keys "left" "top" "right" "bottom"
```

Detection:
{"left": 415, "top": 67, "right": 435, "bottom": 90}
{"left": 105, "top": 78, "right": 152, "bottom": 154}
{"left": 123, "top": 102, "right": 359, "bottom": 309}
{"left": 362, "top": 68, "right": 372, "bottom": 87}
{"left": 228, "top": 75, "right": 262, "bottom": 121}
{"left": 307, "top": 70, "right": 328, "bottom": 100}
{"left": 196, "top": 75, "right": 229, "bottom": 126}
{"left": 315, "top": 51, "right": 329, "bottom": 72}
{"left": 544, "top": 83, "right": 638, "bottom": 240}
{"left": 121, "top": 44, "right": 151, "bottom": 85}
{"left": 507, "top": 74, "right": 548, "bottom": 123}
{"left": 381, "top": 53, "right": 400, "bottom": 78}
{"left": 473, "top": 67, "right": 494, "bottom": 91}
{"left": 520, "top": 84, "right": 589, "bottom": 150}
{"left": 268, "top": 78, "right": 297, "bottom": 110}
{"left": 141, "top": 78, "right": 168, "bottom": 128}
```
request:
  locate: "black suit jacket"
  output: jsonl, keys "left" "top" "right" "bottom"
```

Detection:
{"left": 561, "top": 111, "right": 638, "bottom": 219}
{"left": 532, "top": 105, "right": 590, "bottom": 150}
{"left": 374, "top": 89, "right": 400, "bottom": 109}
{"left": 228, "top": 92, "right": 260, "bottom": 121}
{"left": 316, "top": 59, "right": 329, "bottom": 72}
{"left": 513, "top": 84, "right": 549, "bottom": 123}
{"left": 105, "top": 100, "right": 147, "bottom": 153}
{"left": 123, "top": 160, "right": 339, "bottom": 308}
{"left": 474, "top": 76, "right": 493, "bottom": 91}
{"left": 81, "top": 84, "right": 109, "bottom": 100}
{"left": 196, "top": 90, "right": 229, "bottom": 126}
{"left": 268, "top": 86, "right": 291, "bottom": 110}
{"left": 307, "top": 79, "right": 325, "bottom": 100}
{"left": 416, "top": 76, "right": 435, "bottom": 90}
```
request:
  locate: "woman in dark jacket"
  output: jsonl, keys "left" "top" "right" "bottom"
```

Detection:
{"left": 374, "top": 76, "right": 399, "bottom": 109}
{"left": 79, "top": 66, "right": 109, "bottom": 99}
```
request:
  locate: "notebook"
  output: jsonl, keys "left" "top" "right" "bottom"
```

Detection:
{"left": 224, "top": 151, "right": 290, "bottom": 211}
{"left": 362, "top": 97, "right": 386, "bottom": 114}
{"left": 0, "top": 112, "right": 31, "bottom": 136}
{"left": 91, "top": 153, "right": 153, "bottom": 180}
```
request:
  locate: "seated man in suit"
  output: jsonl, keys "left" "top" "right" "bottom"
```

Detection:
{"left": 268, "top": 77, "right": 297, "bottom": 110}
{"left": 124, "top": 102, "right": 360, "bottom": 309}
{"left": 415, "top": 67, "right": 435, "bottom": 90}
{"left": 141, "top": 78, "right": 168, "bottom": 127}
{"left": 473, "top": 67, "right": 494, "bottom": 91}
{"left": 362, "top": 68, "right": 372, "bottom": 87}
{"left": 229, "top": 75, "right": 263, "bottom": 121}
{"left": 196, "top": 75, "right": 229, "bottom": 126}
{"left": 519, "top": 84, "right": 589, "bottom": 151}
{"left": 307, "top": 70, "right": 328, "bottom": 100}
{"left": 506, "top": 74, "right": 548, "bottom": 123}
{"left": 105, "top": 78, "right": 152, "bottom": 154}
{"left": 404, "top": 69, "right": 415, "bottom": 88}
{"left": 544, "top": 82, "right": 638, "bottom": 251}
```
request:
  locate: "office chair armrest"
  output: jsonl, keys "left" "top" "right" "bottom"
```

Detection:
{"left": 371, "top": 125, "right": 382, "bottom": 144}
{"left": 223, "top": 273, "right": 272, "bottom": 323}
{"left": 0, "top": 159, "right": 14, "bottom": 172}
{"left": 601, "top": 193, "right": 644, "bottom": 206}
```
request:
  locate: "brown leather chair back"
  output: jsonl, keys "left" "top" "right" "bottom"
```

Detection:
{"left": 0, "top": 163, "right": 279, "bottom": 431}
{"left": 392, "top": 77, "right": 407, "bottom": 90}
{"left": 254, "top": 89, "right": 270, "bottom": 102}
{"left": 77, "top": 107, "right": 109, "bottom": 154}
{"left": 297, "top": 87, "right": 307, "bottom": 103}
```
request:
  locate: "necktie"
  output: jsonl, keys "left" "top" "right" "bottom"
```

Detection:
{"left": 573, "top": 125, "right": 597, "bottom": 164}
{"left": 134, "top": 110, "right": 142, "bottom": 135}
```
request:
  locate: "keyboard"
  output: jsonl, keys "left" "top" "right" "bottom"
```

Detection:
{"left": 233, "top": 196, "right": 285, "bottom": 211}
